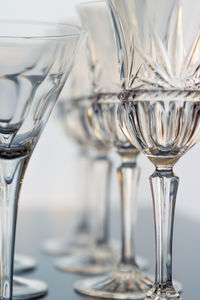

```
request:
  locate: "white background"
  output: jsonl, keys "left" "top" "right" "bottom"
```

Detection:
{"left": 1, "top": 0, "right": 200, "bottom": 222}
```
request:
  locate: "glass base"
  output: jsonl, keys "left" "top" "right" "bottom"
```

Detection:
{"left": 14, "top": 254, "right": 37, "bottom": 274}
{"left": 74, "top": 271, "right": 153, "bottom": 299}
{"left": 54, "top": 243, "right": 121, "bottom": 275}
{"left": 13, "top": 276, "right": 48, "bottom": 299}
{"left": 55, "top": 245, "right": 148, "bottom": 276}
{"left": 74, "top": 267, "right": 182, "bottom": 299}
{"left": 145, "top": 285, "right": 181, "bottom": 300}
{"left": 42, "top": 233, "right": 92, "bottom": 256}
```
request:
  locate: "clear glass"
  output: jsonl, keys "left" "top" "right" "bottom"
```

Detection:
{"left": 43, "top": 35, "right": 116, "bottom": 261}
{"left": 108, "top": 0, "right": 200, "bottom": 299}
{"left": 73, "top": 2, "right": 150, "bottom": 298}
{"left": 14, "top": 254, "right": 37, "bottom": 274}
{"left": 108, "top": 0, "right": 200, "bottom": 91}
{"left": 77, "top": 1, "right": 121, "bottom": 95}
{"left": 54, "top": 98, "right": 118, "bottom": 275}
{"left": 0, "top": 20, "right": 82, "bottom": 300}
{"left": 74, "top": 96, "right": 152, "bottom": 299}
{"left": 108, "top": 1, "right": 200, "bottom": 299}
{"left": 118, "top": 91, "right": 200, "bottom": 300}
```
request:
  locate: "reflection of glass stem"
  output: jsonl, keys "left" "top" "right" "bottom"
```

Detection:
{"left": 150, "top": 168, "right": 179, "bottom": 295}
{"left": 75, "top": 148, "right": 91, "bottom": 235}
{"left": 0, "top": 157, "right": 29, "bottom": 299}
{"left": 92, "top": 154, "right": 111, "bottom": 246}
{"left": 117, "top": 151, "right": 140, "bottom": 266}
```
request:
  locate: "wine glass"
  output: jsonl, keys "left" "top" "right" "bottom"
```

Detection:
{"left": 0, "top": 20, "right": 83, "bottom": 299}
{"left": 108, "top": 0, "right": 200, "bottom": 299}
{"left": 52, "top": 32, "right": 118, "bottom": 275}
{"left": 54, "top": 95, "right": 119, "bottom": 275}
{"left": 73, "top": 2, "right": 153, "bottom": 298}
{"left": 75, "top": 95, "right": 154, "bottom": 299}
{"left": 42, "top": 34, "right": 94, "bottom": 256}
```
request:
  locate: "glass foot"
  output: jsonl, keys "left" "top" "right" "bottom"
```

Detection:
{"left": 74, "top": 267, "right": 182, "bottom": 299}
{"left": 55, "top": 243, "right": 120, "bottom": 275}
{"left": 55, "top": 252, "right": 149, "bottom": 276}
{"left": 74, "top": 271, "right": 153, "bottom": 299}
{"left": 14, "top": 254, "right": 37, "bottom": 274}
{"left": 42, "top": 233, "right": 92, "bottom": 256}
{"left": 13, "top": 276, "right": 48, "bottom": 299}
{"left": 145, "top": 285, "right": 181, "bottom": 300}
{"left": 55, "top": 252, "right": 116, "bottom": 275}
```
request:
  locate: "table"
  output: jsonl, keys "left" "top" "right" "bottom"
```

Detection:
{"left": 15, "top": 208, "right": 200, "bottom": 300}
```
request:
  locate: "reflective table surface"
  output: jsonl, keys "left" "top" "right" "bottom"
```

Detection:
{"left": 15, "top": 208, "right": 200, "bottom": 300}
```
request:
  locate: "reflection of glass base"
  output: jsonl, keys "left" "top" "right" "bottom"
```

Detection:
{"left": 13, "top": 276, "right": 48, "bottom": 299}
{"left": 145, "top": 285, "right": 181, "bottom": 300}
{"left": 42, "top": 233, "right": 92, "bottom": 256}
{"left": 14, "top": 255, "right": 37, "bottom": 274}
{"left": 74, "top": 270, "right": 153, "bottom": 299}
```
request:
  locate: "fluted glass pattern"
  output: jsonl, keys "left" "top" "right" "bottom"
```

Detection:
{"left": 87, "top": 96, "right": 130, "bottom": 150}
{"left": 119, "top": 90, "right": 200, "bottom": 166}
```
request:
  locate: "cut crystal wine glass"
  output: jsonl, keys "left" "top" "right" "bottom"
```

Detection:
{"left": 108, "top": 0, "right": 200, "bottom": 299}
{"left": 75, "top": 96, "right": 153, "bottom": 299}
{"left": 0, "top": 20, "right": 83, "bottom": 299}
{"left": 54, "top": 96, "right": 118, "bottom": 275}
{"left": 73, "top": 2, "right": 155, "bottom": 299}
{"left": 52, "top": 30, "right": 118, "bottom": 275}
{"left": 42, "top": 36, "right": 94, "bottom": 256}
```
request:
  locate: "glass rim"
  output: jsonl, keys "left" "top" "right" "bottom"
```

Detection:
{"left": 76, "top": 0, "right": 105, "bottom": 10}
{"left": 0, "top": 19, "right": 83, "bottom": 40}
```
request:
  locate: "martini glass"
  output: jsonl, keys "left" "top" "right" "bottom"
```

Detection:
{"left": 0, "top": 20, "right": 82, "bottom": 299}
{"left": 108, "top": 0, "right": 200, "bottom": 299}
{"left": 54, "top": 97, "right": 118, "bottom": 275}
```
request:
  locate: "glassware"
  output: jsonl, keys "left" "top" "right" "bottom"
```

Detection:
{"left": 43, "top": 32, "right": 117, "bottom": 275}
{"left": 0, "top": 20, "right": 82, "bottom": 299}
{"left": 42, "top": 33, "right": 94, "bottom": 257}
{"left": 107, "top": 0, "right": 200, "bottom": 299}
{"left": 54, "top": 97, "right": 118, "bottom": 275}
{"left": 14, "top": 254, "right": 36, "bottom": 274}
{"left": 73, "top": 2, "right": 152, "bottom": 298}
{"left": 75, "top": 96, "right": 152, "bottom": 299}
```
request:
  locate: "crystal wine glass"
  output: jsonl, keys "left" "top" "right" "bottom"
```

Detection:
{"left": 51, "top": 25, "right": 117, "bottom": 275}
{"left": 73, "top": 2, "right": 154, "bottom": 298}
{"left": 55, "top": 96, "right": 118, "bottom": 275}
{"left": 42, "top": 35, "right": 95, "bottom": 256}
{"left": 0, "top": 20, "right": 83, "bottom": 299}
{"left": 75, "top": 95, "right": 153, "bottom": 299}
{"left": 108, "top": 0, "right": 200, "bottom": 299}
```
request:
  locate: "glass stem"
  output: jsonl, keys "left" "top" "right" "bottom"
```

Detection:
{"left": 150, "top": 167, "right": 179, "bottom": 291}
{"left": 118, "top": 153, "right": 140, "bottom": 266}
{"left": 75, "top": 149, "right": 90, "bottom": 235}
{"left": 0, "top": 157, "right": 29, "bottom": 299}
{"left": 91, "top": 154, "right": 111, "bottom": 245}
